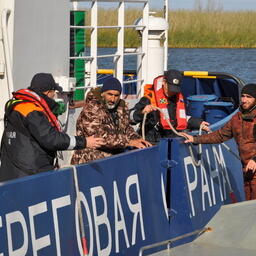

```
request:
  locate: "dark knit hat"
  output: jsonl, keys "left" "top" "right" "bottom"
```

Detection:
{"left": 101, "top": 77, "right": 122, "bottom": 93}
{"left": 29, "top": 73, "right": 63, "bottom": 93}
{"left": 241, "top": 83, "right": 256, "bottom": 98}
{"left": 164, "top": 69, "right": 183, "bottom": 93}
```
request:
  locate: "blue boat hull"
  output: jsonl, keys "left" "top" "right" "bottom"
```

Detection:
{"left": 0, "top": 134, "right": 244, "bottom": 255}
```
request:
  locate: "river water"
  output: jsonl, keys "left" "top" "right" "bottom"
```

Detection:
{"left": 97, "top": 48, "right": 256, "bottom": 84}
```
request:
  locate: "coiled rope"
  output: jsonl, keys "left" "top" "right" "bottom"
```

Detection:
{"left": 142, "top": 107, "right": 202, "bottom": 166}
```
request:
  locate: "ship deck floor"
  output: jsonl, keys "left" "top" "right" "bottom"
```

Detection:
{"left": 149, "top": 200, "right": 256, "bottom": 256}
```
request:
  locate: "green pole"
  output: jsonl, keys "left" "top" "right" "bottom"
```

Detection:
{"left": 70, "top": 11, "right": 86, "bottom": 101}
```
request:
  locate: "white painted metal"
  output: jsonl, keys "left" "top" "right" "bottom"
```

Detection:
{"left": 0, "top": 0, "right": 70, "bottom": 91}
{"left": 71, "top": 0, "right": 150, "bottom": 98}
{"left": 72, "top": 1, "right": 79, "bottom": 10}
{"left": 90, "top": 1, "right": 98, "bottom": 87}
{"left": 139, "top": 2, "right": 149, "bottom": 96}
{"left": 1, "top": 9, "right": 14, "bottom": 99}
{"left": 0, "top": 0, "right": 70, "bottom": 140}
{"left": 164, "top": 0, "right": 169, "bottom": 71}
{"left": 13, "top": 0, "right": 69, "bottom": 89}
{"left": 0, "top": 0, "right": 14, "bottom": 139}
{"left": 135, "top": 14, "right": 168, "bottom": 95}
{"left": 116, "top": 1, "right": 125, "bottom": 82}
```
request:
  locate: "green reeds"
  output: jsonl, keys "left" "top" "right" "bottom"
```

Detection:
{"left": 85, "top": 9, "right": 256, "bottom": 48}
{"left": 170, "top": 10, "right": 256, "bottom": 48}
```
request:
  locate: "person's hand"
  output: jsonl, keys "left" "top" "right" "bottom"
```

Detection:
{"left": 86, "top": 136, "right": 105, "bottom": 149}
{"left": 179, "top": 132, "right": 195, "bottom": 143}
{"left": 128, "top": 139, "right": 152, "bottom": 149}
{"left": 142, "top": 105, "right": 158, "bottom": 114}
{"left": 245, "top": 159, "right": 256, "bottom": 172}
{"left": 200, "top": 121, "right": 211, "bottom": 132}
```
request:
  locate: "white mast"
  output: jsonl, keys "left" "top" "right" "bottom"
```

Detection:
{"left": 164, "top": 0, "right": 169, "bottom": 71}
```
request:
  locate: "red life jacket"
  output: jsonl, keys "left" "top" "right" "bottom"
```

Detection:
{"left": 144, "top": 76, "right": 188, "bottom": 130}
{"left": 13, "top": 89, "right": 61, "bottom": 131}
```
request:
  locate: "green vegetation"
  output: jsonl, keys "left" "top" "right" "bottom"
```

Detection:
{"left": 85, "top": 9, "right": 256, "bottom": 48}
{"left": 170, "top": 10, "right": 256, "bottom": 48}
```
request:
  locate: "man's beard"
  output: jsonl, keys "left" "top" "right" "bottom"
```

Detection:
{"left": 105, "top": 100, "right": 120, "bottom": 110}
{"left": 105, "top": 103, "right": 116, "bottom": 109}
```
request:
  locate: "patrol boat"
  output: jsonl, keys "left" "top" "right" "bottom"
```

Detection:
{"left": 0, "top": 1, "right": 255, "bottom": 256}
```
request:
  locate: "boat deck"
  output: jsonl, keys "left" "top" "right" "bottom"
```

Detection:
{"left": 148, "top": 200, "right": 256, "bottom": 256}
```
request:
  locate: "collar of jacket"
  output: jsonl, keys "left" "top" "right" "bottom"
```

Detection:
{"left": 86, "top": 87, "right": 126, "bottom": 108}
{"left": 13, "top": 89, "right": 61, "bottom": 131}
{"left": 240, "top": 108, "right": 256, "bottom": 121}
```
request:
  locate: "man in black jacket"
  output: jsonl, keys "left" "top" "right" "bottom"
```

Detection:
{"left": 130, "top": 69, "right": 209, "bottom": 143}
{"left": 0, "top": 73, "right": 103, "bottom": 182}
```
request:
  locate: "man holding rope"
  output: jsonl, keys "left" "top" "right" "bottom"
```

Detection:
{"left": 182, "top": 83, "right": 256, "bottom": 200}
{"left": 130, "top": 69, "right": 210, "bottom": 144}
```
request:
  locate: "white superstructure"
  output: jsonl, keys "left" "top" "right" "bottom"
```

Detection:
{"left": 0, "top": 0, "right": 169, "bottom": 143}
{"left": 0, "top": 0, "right": 71, "bottom": 139}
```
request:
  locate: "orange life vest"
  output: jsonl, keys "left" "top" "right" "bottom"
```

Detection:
{"left": 13, "top": 89, "right": 61, "bottom": 131}
{"left": 144, "top": 76, "right": 188, "bottom": 130}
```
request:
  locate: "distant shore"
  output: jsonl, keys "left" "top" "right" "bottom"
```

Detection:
{"left": 84, "top": 9, "right": 256, "bottom": 48}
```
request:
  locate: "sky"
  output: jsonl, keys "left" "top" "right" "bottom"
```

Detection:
{"left": 149, "top": 0, "right": 256, "bottom": 11}
{"left": 75, "top": 1, "right": 256, "bottom": 11}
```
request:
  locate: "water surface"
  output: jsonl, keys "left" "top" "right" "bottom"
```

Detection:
{"left": 96, "top": 48, "right": 256, "bottom": 84}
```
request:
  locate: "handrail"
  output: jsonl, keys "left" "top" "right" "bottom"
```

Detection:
{"left": 139, "top": 227, "right": 211, "bottom": 256}
{"left": 123, "top": 78, "right": 143, "bottom": 84}
{"left": 70, "top": 0, "right": 149, "bottom": 94}
{"left": 69, "top": 56, "right": 93, "bottom": 60}
{"left": 1, "top": 9, "right": 14, "bottom": 98}
{"left": 123, "top": 52, "right": 145, "bottom": 56}
{"left": 70, "top": 25, "right": 145, "bottom": 29}
{"left": 70, "top": 52, "right": 145, "bottom": 60}
{"left": 70, "top": 54, "right": 120, "bottom": 60}
{"left": 75, "top": 79, "right": 144, "bottom": 88}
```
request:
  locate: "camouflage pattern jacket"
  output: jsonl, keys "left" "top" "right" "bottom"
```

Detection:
{"left": 194, "top": 109, "right": 256, "bottom": 168}
{"left": 71, "top": 88, "right": 141, "bottom": 164}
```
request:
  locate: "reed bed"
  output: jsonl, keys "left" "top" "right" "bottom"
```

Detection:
{"left": 84, "top": 9, "right": 256, "bottom": 48}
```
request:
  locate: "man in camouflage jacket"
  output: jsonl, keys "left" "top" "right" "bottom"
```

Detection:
{"left": 182, "top": 83, "right": 256, "bottom": 200}
{"left": 71, "top": 77, "right": 151, "bottom": 164}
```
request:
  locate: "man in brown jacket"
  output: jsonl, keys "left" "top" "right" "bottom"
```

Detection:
{"left": 71, "top": 77, "right": 151, "bottom": 164}
{"left": 182, "top": 83, "right": 256, "bottom": 200}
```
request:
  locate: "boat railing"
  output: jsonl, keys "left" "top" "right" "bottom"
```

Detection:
{"left": 70, "top": 0, "right": 149, "bottom": 98}
{"left": 138, "top": 227, "right": 211, "bottom": 256}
